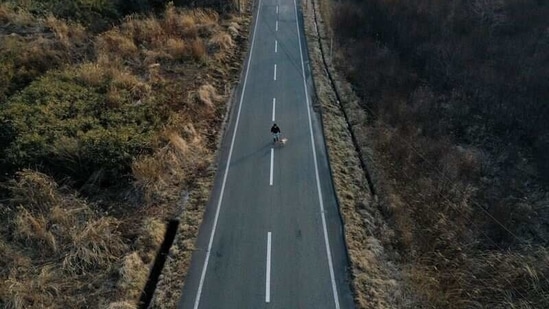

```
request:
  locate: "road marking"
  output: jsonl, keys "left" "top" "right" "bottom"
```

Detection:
{"left": 266, "top": 232, "right": 272, "bottom": 303}
{"left": 276, "top": 5, "right": 278, "bottom": 14}
{"left": 276, "top": 20, "right": 278, "bottom": 31}
{"left": 293, "top": 0, "right": 341, "bottom": 307}
{"left": 192, "top": 0, "right": 264, "bottom": 308}
{"left": 274, "top": 64, "right": 277, "bottom": 80}
{"left": 272, "top": 97, "right": 276, "bottom": 121}
{"left": 275, "top": 40, "right": 278, "bottom": 53}
{"left": 270, "top": 148, "right": 274, "bottom": 186}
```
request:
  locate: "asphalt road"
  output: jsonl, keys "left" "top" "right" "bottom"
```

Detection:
{"left": 178, "top": 0, "right": 355, "bottom": 308}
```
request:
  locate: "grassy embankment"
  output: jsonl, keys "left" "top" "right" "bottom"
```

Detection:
{"left": 0, "top": 1, "right": 248, "bottom": 307}
{"left": 313, "top": 0, "right": 549, "bottom": 307}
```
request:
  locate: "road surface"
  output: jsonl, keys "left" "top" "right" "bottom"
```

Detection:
{"left": 178, "top": 0, "right": 355, "bottom": 307}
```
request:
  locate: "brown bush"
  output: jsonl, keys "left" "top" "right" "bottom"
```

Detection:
{"left": 331, "top": 0, "right": 549, "bottom": 306}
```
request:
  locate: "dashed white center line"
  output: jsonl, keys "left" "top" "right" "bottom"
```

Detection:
{"left": 275, "top": 40, "right": 278, "bottom": 53}
{"left": 274, "top": 64, "right": 277, "bottom": 80}
{"left": 276, "top": 5, "right": 279, "bottom": 14}
{"left": 276, "top": 20, "right": 278, "bottom": 31}
{"left": 266, "top": 232, "right": 272, "bottom": 303}
{"left": 269, "top": 148, "right": 274, "bottom": 186}
{"left": 272, "top": 98, "right": 276, "bottom": 121}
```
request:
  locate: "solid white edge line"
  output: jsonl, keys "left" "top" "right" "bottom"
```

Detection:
{"left": 292, "top": 0, "right": 341, "bottom": 308}
{"left": 274, "top": 64, "right": 277, "bottom": 80}
{"left": 266, "top": 232, "right": 272, "bottom": 303}
{"left": 270, "top": 148, "right": 274, "bottom": 186}
{"left": 192, "top": 0, "right": 264, "bottom": 308}
{"left": 272, "top": 97, "right": 276, "bottom": 121}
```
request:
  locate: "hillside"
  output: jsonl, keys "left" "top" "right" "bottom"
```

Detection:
{"left": 0, "top": 0, "right": 249, "bottom": 307}
{"left": 309, "top": 0, "right": 549, "bottom": 307}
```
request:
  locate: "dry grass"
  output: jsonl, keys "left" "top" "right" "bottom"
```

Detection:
{"left": 196, "top": 83, "right": 223, "bottom": 111}
{"left": 0, "top": 4, "right": 10, "bottom": 23}
{"left": 45, "top": 15, "right": 87, "bottom": 48}
{"left": 166, "top": 37, "right": 188, "bottom": 60}
{"left": 306, "top": 0, "right": 549, "bottom": 307}
{"left": 0, "top": 3, "right": 34, "bottom": 27}
{"left": 96, "top": 30, "right": 139, "bottom": 60}
{"left": 1, "top": 171, "right": 127, "bottom": 307}
{"left": 209, "top": 32, "right": 234, "bottom": 60}
{"left": 136, "top": 218, "right": 166, "bottom": 263}
{"left": 190, "top": 38, "right": 207, "bottom": 60}
{"left": 1, "top": 2, "right": 250, "bottom": 308}
{"left": 132, "top": 124, "right": 212, "bottom": 205}
{"left": 64, "top": 217, "right": 127, "bottom": 274}
{"left": 117, "top": 252, "right": 149, "bottom": 301}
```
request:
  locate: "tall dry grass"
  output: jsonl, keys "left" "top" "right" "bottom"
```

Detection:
{"left": 0, "top": 3, "right": 34, "bottom": 27}
{"left": 45, "top": 15, "right": 87, "bottom": 48}
{"left": 91, "top": 6, "right": 225, "bottom": 70}
{"left": 0, "top": 170, "right": 129, "bottom": 307}
{"left": 1, "top": 2, "right": 247, "bottom": 307}
{"left": 132, "top": 121, "right": 212, "bottom": 205}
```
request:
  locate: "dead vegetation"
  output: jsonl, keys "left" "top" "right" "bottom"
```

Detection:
{"left": 1, "top": 1, "right": 250, "bottom": 308}
{"left": 0, "top": 170, "right": 127, "bottom": 308}
{"left": 304, "top": 0, "right": 549, "bottom": 307}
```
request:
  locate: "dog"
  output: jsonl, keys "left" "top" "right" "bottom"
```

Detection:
{"left": 276, "top": 137, "right": 288, "bottom": 146}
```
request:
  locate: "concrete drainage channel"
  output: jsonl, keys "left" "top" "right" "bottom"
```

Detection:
{"left": 138, "top": 219, "right": 180, "bottom": 309}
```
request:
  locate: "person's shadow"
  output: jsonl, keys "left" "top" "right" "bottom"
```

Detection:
{"left": 229, "top": 140, "right": 273, "bottom": 167}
